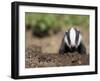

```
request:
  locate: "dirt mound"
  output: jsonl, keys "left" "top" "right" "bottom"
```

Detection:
{"left": 25, "top": 45, "right": 89, "bottom": 68}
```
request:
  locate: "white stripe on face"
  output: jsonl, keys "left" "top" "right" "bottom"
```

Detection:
{"left": 69, "top": 28, "right": 76, "bottom": 47}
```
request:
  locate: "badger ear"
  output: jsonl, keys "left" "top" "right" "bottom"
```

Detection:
{"left": 65, "top": 31, "right": 68, "bottom": 34}
{"left": 77, "top": 29, "right": 81, "bottom": 34}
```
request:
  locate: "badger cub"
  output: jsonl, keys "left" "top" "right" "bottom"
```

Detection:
{"left": 59, "top": 27, "right": 86, "bottom": 54}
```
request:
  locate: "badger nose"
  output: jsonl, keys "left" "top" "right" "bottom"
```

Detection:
{"left": 71, "top": 44, "right": 75, "bottom": 48}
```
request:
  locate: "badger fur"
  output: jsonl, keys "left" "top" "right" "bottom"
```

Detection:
{"left": 59, "top": 27, "right": 86, "bottom": 54}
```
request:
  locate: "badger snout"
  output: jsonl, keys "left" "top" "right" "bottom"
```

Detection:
{"left": 71, "top": 44, "right": 76, "bottom": 48}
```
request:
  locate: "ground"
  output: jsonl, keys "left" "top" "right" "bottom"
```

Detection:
{"left": 25, "top": 27, "right": 89, "bottom": 68}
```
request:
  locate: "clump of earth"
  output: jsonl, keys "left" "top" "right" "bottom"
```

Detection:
{"left": 25, "top": 45, "right": 89, "bottom": 68}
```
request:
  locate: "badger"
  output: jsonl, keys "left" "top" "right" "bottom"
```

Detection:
{"left": 59, "top": 27, "right": 86, "bottom": 54}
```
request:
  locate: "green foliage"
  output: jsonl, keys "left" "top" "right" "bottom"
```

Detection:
{"left": 64, "top": 15, "right": 89, "bottom": 28}
{"left": 25, "top": 12, "right": 89, "bottom": 37}
{"left": 25, "top": 13, "right": 61, "bottom": 37}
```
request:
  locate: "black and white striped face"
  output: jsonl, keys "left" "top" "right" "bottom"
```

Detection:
{"left": 64, "top": 28, "right": 82, "bottom": 48}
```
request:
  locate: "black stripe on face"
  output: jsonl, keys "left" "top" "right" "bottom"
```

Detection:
{"left": 75, "top": 28, "right": 80, "bottom": 46}
{"left": 66, "top": 30, "right": 71, "bottom": 46}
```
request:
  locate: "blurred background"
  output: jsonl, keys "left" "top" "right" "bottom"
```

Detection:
{"left": 25, "top": 12, "right": 89, "bottom": 53}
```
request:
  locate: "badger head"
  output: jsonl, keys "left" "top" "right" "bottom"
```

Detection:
{"left": 64, "top": 27, "right": 82, "bottom": 49}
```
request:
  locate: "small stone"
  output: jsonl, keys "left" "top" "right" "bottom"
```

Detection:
{"left": 78, "top": 60, "right": 82, "bottom": 64}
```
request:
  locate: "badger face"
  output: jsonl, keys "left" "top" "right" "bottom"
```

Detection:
{"left": 64, "top": 27, "right": 82, "bottom": 49}
{"left": 59, "top": 27, "right": 86, "bottom": 54}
